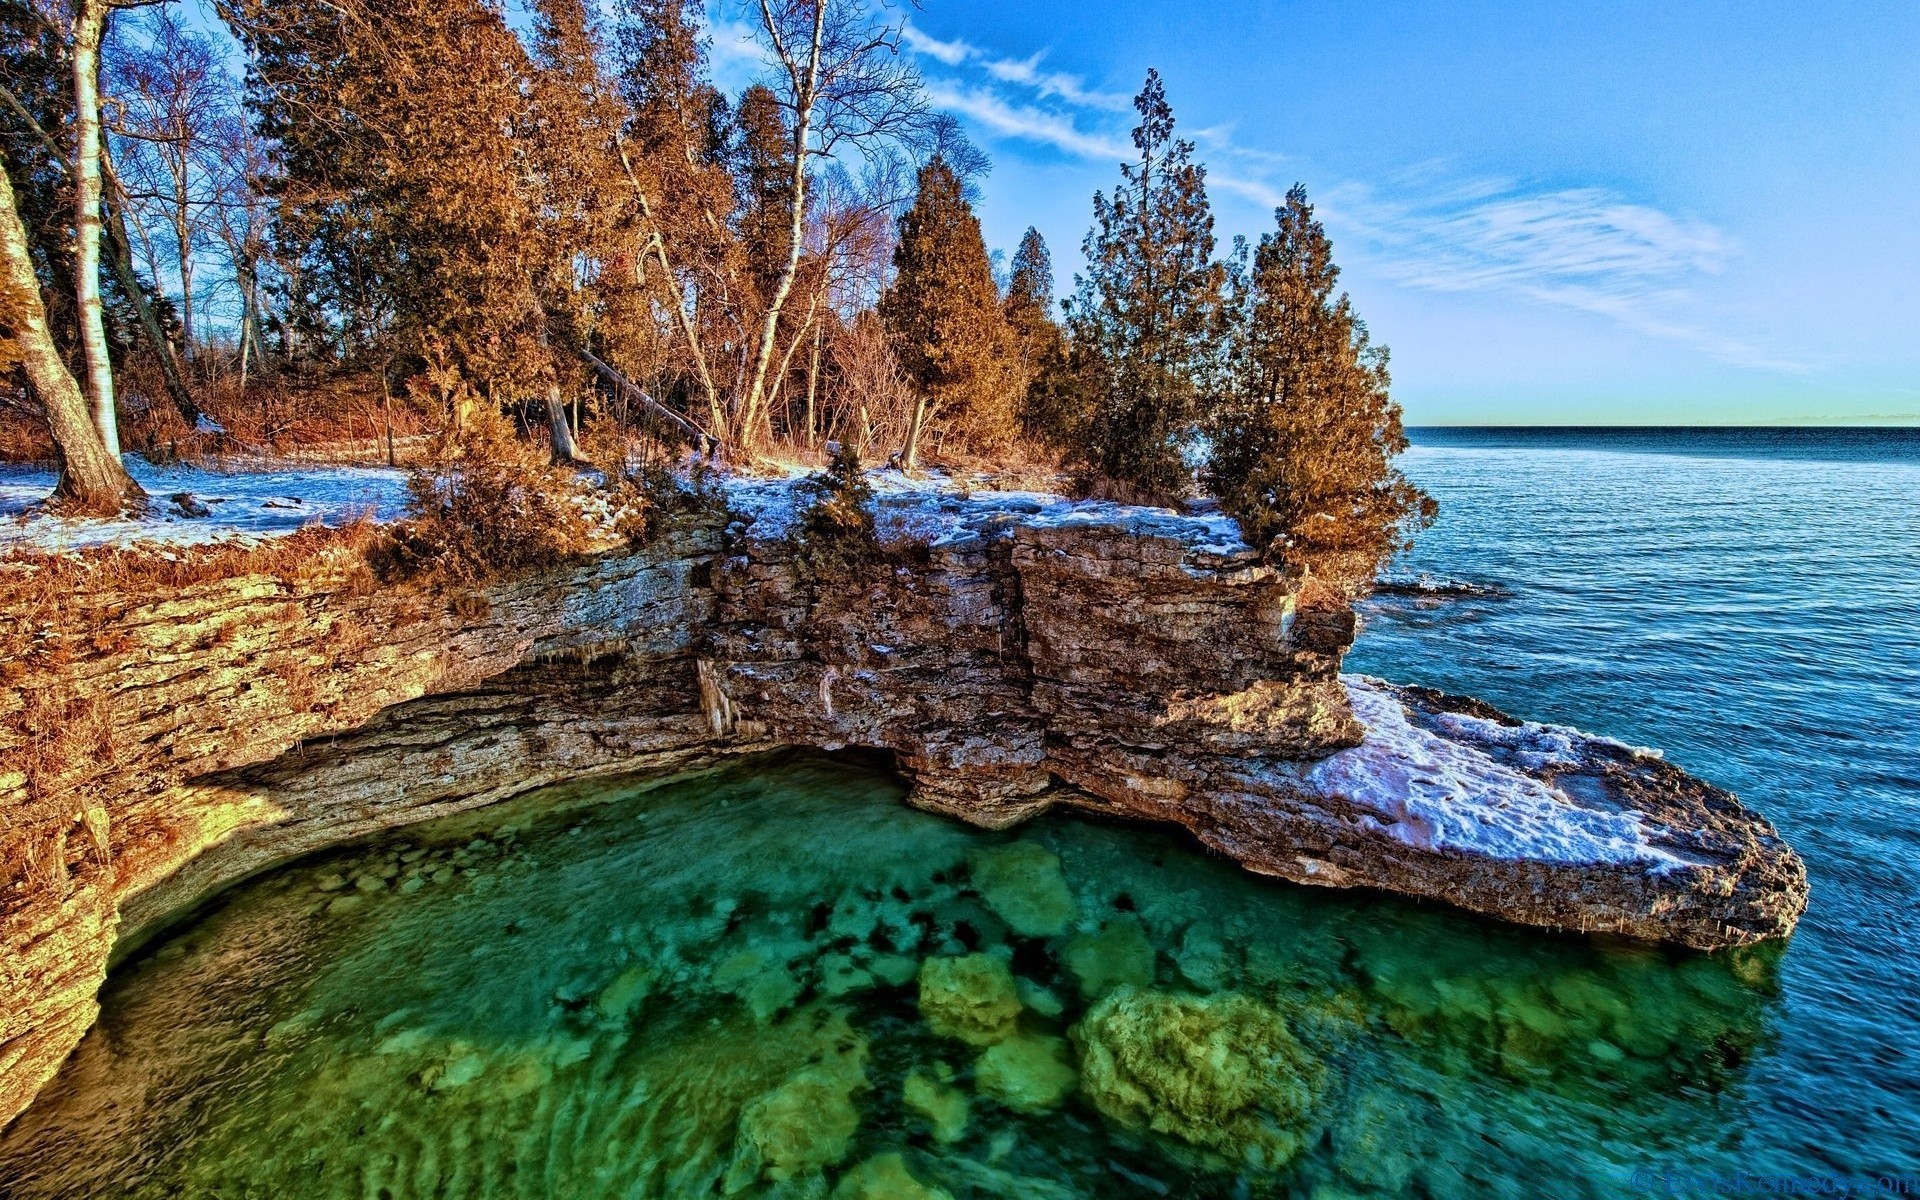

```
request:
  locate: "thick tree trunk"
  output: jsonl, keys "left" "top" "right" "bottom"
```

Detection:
{"left": 901, "top": 393, "right": 930, "bottom": 473}
{"left": 71, "top": 0, "right": 121, "bottom": 460}
{"left": 544, "top": 385, "right": 584, "bottom": 465}
{"left": 2, "top": 151, "right": 142, "bottom": 512}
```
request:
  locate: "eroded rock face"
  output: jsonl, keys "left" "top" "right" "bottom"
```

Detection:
{"left": 0, "top": 480, "right": 1808, "bottom": 1129}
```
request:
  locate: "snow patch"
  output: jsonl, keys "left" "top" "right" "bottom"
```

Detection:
{"left": 1, "top": 457, "right": 410, "bottom": 553}
{"left": 1279, "top": 676, "right": 1695, "bottom": 872}
{"left": 717, "top": 469, "right": 1255, "bottom": 561}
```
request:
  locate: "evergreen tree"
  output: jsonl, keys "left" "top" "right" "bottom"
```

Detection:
{"left": 1004, "top": 226, "right": 1075, "bottom": 445}
{"left": 731, "top": 83, "right": 795, "bottom": 310}
{"left": 879, "top": 155, "right": 1019, "bottom": 468}
{"left": 1066, "top": 69, "right": 1224, "bottom": 498}
{"left": 1204, "top": 185, "right": 1434, "bottom": 585}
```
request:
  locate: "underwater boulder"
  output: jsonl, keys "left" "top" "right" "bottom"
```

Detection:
{"left": 832, "top": 1151, "right": 954, "bottom": 1200}
{"left": 973, "top": 1032, "right": 1077, "bottom": 1113}
{"left": 1072, "top": 986, "right": 1325, "bottom": 1169}
{"left": 967, "top": 842, "right": 1078, "bottom": 937}
{"left": 903, "top": 1067, "right": 971, "bottom": 1143}
{"left": 1063, "top": 916, "right": 1156, "bottom": 1000}
{"left": 917, "top": 954, "right": 1023, "bottom": 1046}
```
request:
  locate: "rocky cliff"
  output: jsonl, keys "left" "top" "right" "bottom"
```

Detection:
{"left": 0, "top": 477, "right": 1808, "bottom": 1128}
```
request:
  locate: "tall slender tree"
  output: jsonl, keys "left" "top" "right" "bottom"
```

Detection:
{"left": 879, "top": 155, "right": 1017, "bottom": 468}
{"left": 1004, "top": 226, "right": 1073, "bottom": 444}
{"left": 1204, "top": 185, "right": 1433, "bottom": 584}
{"left": 1066, "top": 69, "right": 1223, "bottom": 497}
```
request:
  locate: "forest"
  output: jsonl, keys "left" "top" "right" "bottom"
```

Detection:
{"left": 0, "top": 0, "right": 1431, "bottom": 587}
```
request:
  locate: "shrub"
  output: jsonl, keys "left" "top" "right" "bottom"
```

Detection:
{"left": 791, "top": 440, "right": 877, "bottom": 582}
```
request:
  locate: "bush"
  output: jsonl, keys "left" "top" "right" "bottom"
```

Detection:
{"left": 791, "top": 440, "right": 878, "bottom": 582}
{"left": 377, "top": 412, "right": 592, "bottom": 583}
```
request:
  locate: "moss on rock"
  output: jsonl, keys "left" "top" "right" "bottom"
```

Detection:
{"left": 974, "top": 1032, "right": 1077, "bottom": 1113}
{"left": 1072, "top": 986, "right": 1324, "bottom": 1168}
{"left": 968, "top": 842, "right": 1077, "bottom": 937}
{"left": 917, "top": 954, "right": 1022, "bottom": 1046}
{"left": 1063, "top": 916, "right": 1155, "bottom": 1000}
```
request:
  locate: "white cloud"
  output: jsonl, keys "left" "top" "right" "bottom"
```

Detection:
{"left": 981, "top": 51, "right": 1133, "bottom": 112}
{"left": 900, "top": 21, "right": 977, "bottom": 67}
{"left": 874, "top": 17, "right": 1797, "bottom": 372}
{"left": 922, "top": 81, "right": 1132, "bottom": 162}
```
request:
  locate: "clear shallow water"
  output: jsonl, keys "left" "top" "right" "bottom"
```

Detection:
{"left": 0, "top": 427, "right": 1914, "bottom": 1198}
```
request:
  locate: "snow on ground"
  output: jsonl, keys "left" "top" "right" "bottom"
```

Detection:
{"left": 0, "top": 457, "right": 411, "bottom": 554}
{"left": 719, "top": 468, "right": 1254, "bottom": 560}
{"left": 1283, "top": 676, "right": 1697, "bottom": 872}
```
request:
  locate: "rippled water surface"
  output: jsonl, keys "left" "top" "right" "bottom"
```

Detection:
{"left": 2, "top": 427, "right": 1915, "bottom": 1197}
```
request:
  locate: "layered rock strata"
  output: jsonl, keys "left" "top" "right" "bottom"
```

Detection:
{"left": 0, "top": 479, "right": 1808, "bottom": 1128}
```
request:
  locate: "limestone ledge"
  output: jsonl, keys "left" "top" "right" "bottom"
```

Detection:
{"left": 0, "top": 482, "right": 1808, "bottom": 1129}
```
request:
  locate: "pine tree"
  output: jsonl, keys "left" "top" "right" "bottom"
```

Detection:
{"left": 1004, "top": 226, "right": 1075, "bottom": 445}
{"left": 879, "top": 156, "right": 1019, "bottom": 468}
{"left": 1204, "top": 185, "right": 1434, "bottom": 585}
{"left": 732, "top": 84, "right": 795, "bottom": 311}
{"left": 1066, "top": 69, "right": 1224, "bottom": 498}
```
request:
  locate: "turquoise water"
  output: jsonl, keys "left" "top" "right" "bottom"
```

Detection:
{"left": 0, "top": 427, "right": 1913, "bottom": 1197}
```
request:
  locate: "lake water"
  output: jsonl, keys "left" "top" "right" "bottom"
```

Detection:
{"left": 1, "top": 427, "right": 1914, "bottom": 1198}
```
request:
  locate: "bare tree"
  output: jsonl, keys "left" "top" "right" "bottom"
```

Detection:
{"left": 106, "top": 5, "right": 228, "bottom": 364}
{"left": 737, "top": 0, "right": 928, "bottom": 451}
{"left": 1, "top": 144, "right": 143, "bottom": 510}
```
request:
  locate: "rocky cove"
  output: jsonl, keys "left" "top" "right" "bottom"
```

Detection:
{"left": 0, "top": 475, "right": 1809, "bottom": 1156}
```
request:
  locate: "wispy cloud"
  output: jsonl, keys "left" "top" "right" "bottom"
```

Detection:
{"left": 885, "top": 19, "right": 1797, "bottom": 372}
{"left": 922, "top": 81, "right": 1132, "bottom": 162}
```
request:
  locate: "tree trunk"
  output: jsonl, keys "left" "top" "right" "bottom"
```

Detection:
{"left": 738, "top": 5, "right": 823, "bottom": 451}
{"left": 576, "top": 346, "right": 715, "bottom": 456}
{"left": 71, "top": 0, "right": 121, "bottom": 460}
{"left": 545, "top": 385, "right": 584, "bottom": 464}
{"left": 901, "top": 393, "right": 930, "bottom": 473}
{"left": 614, "top": 138, "right": 725, "bottom": 441}
{"left": 805, "top": 322, "right": 823, "bottom": 448}
{"left": 1, "top": 151, "right": 142, "bottom": 512}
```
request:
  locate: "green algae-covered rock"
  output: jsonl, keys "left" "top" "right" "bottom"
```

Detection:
{"left": 732, "top": 1067, "right": 863, "bottom": 1183}
{"left": 974, "top": 1032, "right": 1077, "bottom": 1113}
{"left": 903, "top": 1067, "right": 970, "bottom": 1143}
{"left": 832, "top": 1151, "right": 954, "bottom": 1200}
{"left": 727, "top": 1008, "right": 872, "bottom": 1188}
{"left": 1063, "top": 916, "right": 1155, "bottom": 1000}
{"left": 917, "top": 954, "right": 1022, "bottom": 1046}
{"left": 968, "top": 842, "right": 1077, "bottom": 937}
{"left": 1072, "top": 987, "right": 1324, "bottom": 1168}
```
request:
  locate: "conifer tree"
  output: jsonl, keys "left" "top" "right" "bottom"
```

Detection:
{"left": 1066, "top": 69, "right": 1224, "bottom": 498}
{"left": 1204, "top": 185, "right": 1434, "bottom": 585}
{"left": 1004, "top": 226, "right": 1074, "bottom": 445}
{"left": 879, "top": 155, "right": 1018, "bottom": 468}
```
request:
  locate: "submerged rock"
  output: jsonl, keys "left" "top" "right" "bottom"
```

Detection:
{"left": 832, "top": 1152, "right": 953, "bottom": 1200}
{"left": 1064, "top": 916, "right": 1156, "bottom": 1000}
{"left": 967, "top": 842, "right": 1077, "bottom": 937}
{"left": 1073, "top": 987, "right": 1325, "bottom": 1169}
{"left": 903, "top": 1067, "right": 970, "bottom": 1143}
{"left": 973, "top": 1032, "right": 1077, "bottom": 1113}
{"left": 917, "top": 954, "right": 1023, "bottom": 1046}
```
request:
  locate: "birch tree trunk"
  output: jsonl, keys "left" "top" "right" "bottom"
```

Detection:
{"left": 738, "top": 1, "right": 824, "bottom": 451}
{"left": 71, "top": 0, "right": 122, "bottom": 460}
{"left": 2, "top": 150, "right": 142, "bottom": 512}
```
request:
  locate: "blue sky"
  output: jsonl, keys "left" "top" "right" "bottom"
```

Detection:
{"left": 711, "top": 0, "right": 1919, "bottom": 425}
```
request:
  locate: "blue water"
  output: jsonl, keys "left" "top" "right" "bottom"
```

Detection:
{"left": 1352, "top": 426, "right": 1920, "bottom": 1178}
